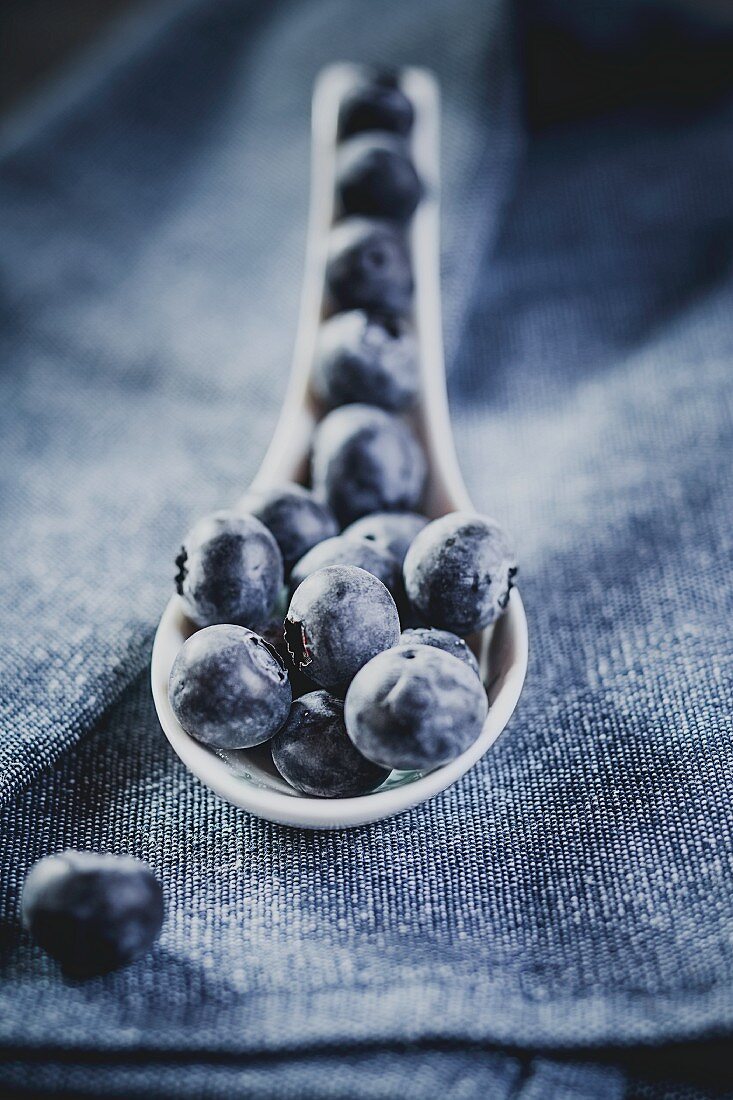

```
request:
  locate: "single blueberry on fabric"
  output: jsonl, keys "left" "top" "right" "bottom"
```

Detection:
{"left": 338, "top": 71, "right": 414, "bottom": 139}
{"left": 312, "top": 310, "right": 419, "bottom": 412}
{"left": 271, "top": 690, "right": 390, "bottom": 797}
{"left": 21, "top": 851, "right": 164, "bottom": 977}
{"left": 312, "top": 404, "right": 426, "bottom": 526}
{"left": 336, "top": 133, "right": 422, "bottom": 223}
{"left": 290, "top": 534, "right": 401, "bottom": 600}
{"left": 325, "top": 218, "right": 413, "bottom": 315}
{"left": 400, "top": 627, "right": 481, "bottom": 678}
{"left": 403, "top": 512, "right": 516, "bottom": 635}
{"left": 238, "top": 483, "right": 338, "bottom": 576}
{"left": 344, "top": 511, "right": 429, "bottom": 566}
{"left": 286, "top": 565, "right": 400, "bottom": 693}
{"left": 175, "top": 511, "right": 283, "bottom": 628}
{"left": 169, "top": 624, "right": 292, "bottom": 749}
{"left": 345, "top": 643, "right": 488, "bottom": 770}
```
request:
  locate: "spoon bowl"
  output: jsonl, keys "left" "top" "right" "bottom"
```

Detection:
{"left": 151, "top": 64, "right": 528, "bottom": 829}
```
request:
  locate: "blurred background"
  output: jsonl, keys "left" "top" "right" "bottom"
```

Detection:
{"left": 4, "top": 0, "right": 733, "bottom": 124}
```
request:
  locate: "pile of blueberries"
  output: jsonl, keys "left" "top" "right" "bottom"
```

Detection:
{"left": 19, "top": 72, "right": 516, "bottom": 981}
{"left": 168, "top": 71, "right": 517, "bottom": 798}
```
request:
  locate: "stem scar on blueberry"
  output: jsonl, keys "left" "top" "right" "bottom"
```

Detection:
{"left": 285, "top": 616, "right": 313, "bottom": 669}
{"left": 174, "top": 548, "right": 188, "bottom": 595}
{"left": 498, "top": 567, "right": 518, "bottom": 610}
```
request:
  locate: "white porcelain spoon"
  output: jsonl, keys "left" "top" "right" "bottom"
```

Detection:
{"left": 151, "top": 63, "right": 528, "bottom": 829}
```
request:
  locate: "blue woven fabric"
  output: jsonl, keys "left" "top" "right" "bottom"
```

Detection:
{"left": 1, "top": 0, "right": 732, "bottom": 1095}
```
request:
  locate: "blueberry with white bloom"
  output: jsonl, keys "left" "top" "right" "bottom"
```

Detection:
{"left": 400, "top": 627, "right": 481, "bottom": 679}
{"left": 344, "top": 511, "right": 428, "bottom": 567}
{"left": 345, "top": 644, "right": 488, "bottom": 770}
{"left": 238, "top": 483, "right": 338, "bottom": 576}
{"left": 22, "top": 851, "right": 164, "bottom": 977}
{"left": 169, "top": 624, "right": 291, "bottom": 749}
{"left": 312, "top": 310, "right": 418, "bottom": 412}
{"left": 403, "top": 512, "right": 517, "bottom": 636}
{"left": 338, "top": 72, "right": 414, "bottom": 140}
{"left": 336, "top": 133, "right": 422, "bottom": 223}
{"left": 175, "top": 511, "right": 283, "bottom": 628}
{"left": 326, "top": 218, "right": 413, "bottom": 316}
{"left": 312, "top": 404, "right": 426, "bottom": 527}
{"left": 286, "top": 565, "right": 400, "bottom": 694}
{"left": 290, "top": 534, "right": 401, "bottom": 600}
{"left": 271, "top": 691, "right": 390, "bottom": 797}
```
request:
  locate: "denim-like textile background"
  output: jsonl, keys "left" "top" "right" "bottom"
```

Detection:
{"left": 1, "top": 0, "right": 732, "bottom": 1096}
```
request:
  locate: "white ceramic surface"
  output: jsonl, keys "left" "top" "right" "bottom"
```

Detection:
{"left": 151, "top": 64, "right": 529, "bottom": 829}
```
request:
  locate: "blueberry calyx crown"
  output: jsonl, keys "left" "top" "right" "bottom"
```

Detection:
{"left": 174, "top": 548, "right": 188, "bottom": 596}
{"left": 284, "top": 616, "right": 312, "bottom": 670}
{"left": 498, "top": 565, "right": 518, "bottom": 611}
{"left": 372, "top": 68, "right": 400, "bottom": 88}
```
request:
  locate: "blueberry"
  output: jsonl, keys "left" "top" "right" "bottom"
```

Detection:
{"left": 21, "top": 851, "right": 164, "bottom": 977}
{"left": 343, "top": 511, "right": 428, "bottom": 567}
{"left": 336, "top": 134, "right": 422, "bottom": 223}
{"left": 238, "top": 483, "right": 338, "bottom": 576}
{"left": 271, "top": 690, "right": 390, "bottom": 797}
{"left": 169, "top": 624, "right": 291, "bottom": 749}
{"left": 325, "top": 218, "right": 413, "bottom": 316}
{"left": 345, "top": 644, "right": 488, "bottom": 770}
{"left": 400, "top": 627, "right": 481, "bottom": 679}
{"left": 403, "top": 512, "right": 517, "bottom": 636}
{"left": 175, "top": 511, "right": 283, "bottom": 628}
{"left": 338, "top": 71, "right": 414, "bottom": 139}
{"left": 312, "top": 404, "right": 426, "bottom": 527}
{"left": 312, "top": 310, "right": 418, "bottom": 412}
{"left": 290, "top": 535, "right": 401, "bottom": 601}
{"left": 286, "top": 565, "right": 400, "bottom": 694}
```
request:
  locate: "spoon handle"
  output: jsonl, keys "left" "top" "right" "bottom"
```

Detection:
{"left": 248, "top": 64, "right": 472, "bottom": 518}
{"left": 152, "top": 65, "right": 529, "bottom": 829}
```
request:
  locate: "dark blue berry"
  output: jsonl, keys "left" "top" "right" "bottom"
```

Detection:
{"left": 312, "top": 404, "right": 426, "bottom": 527}
{"left": 400, "top": 627, "right": 481, "bottom": 679}
{"left": 175, "top": 511, "right": 283, "bottom": 628}
{"left": 338, "top": 73, "right": 414, "bottom": 139}
{"left": 345, "top": 644, "right": 488, "bottom": 770}
{"left": 286, "top": 565, "right": 400, "bottom": 694}
{"left": 312, "top": 310, "right": 418, "bottom": 412}
{"left": 344, "top": 511, "right": 428, "bottom": 566}
{"left": 403, "top": 512, "right": 517, "bottom": 636}
{"left": 290, "top": 534, "right": 401, "bottom": 600}
{"left": 336, "top": 134, "right": 422, "bottom": 223}
{"left": 326, "top": 218, "right": 413, "bottom": 316}
{"left": 169, "top": 624, "right": 291, "bottom": 749}
{"left": 22, "top": 851, "right": 164, "bottom": 977}
{"left": 239, "top": 483, "right": 338, "bottom": 576}
{"left": 271, "top": 690, "right": 390, "bottom": 797}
